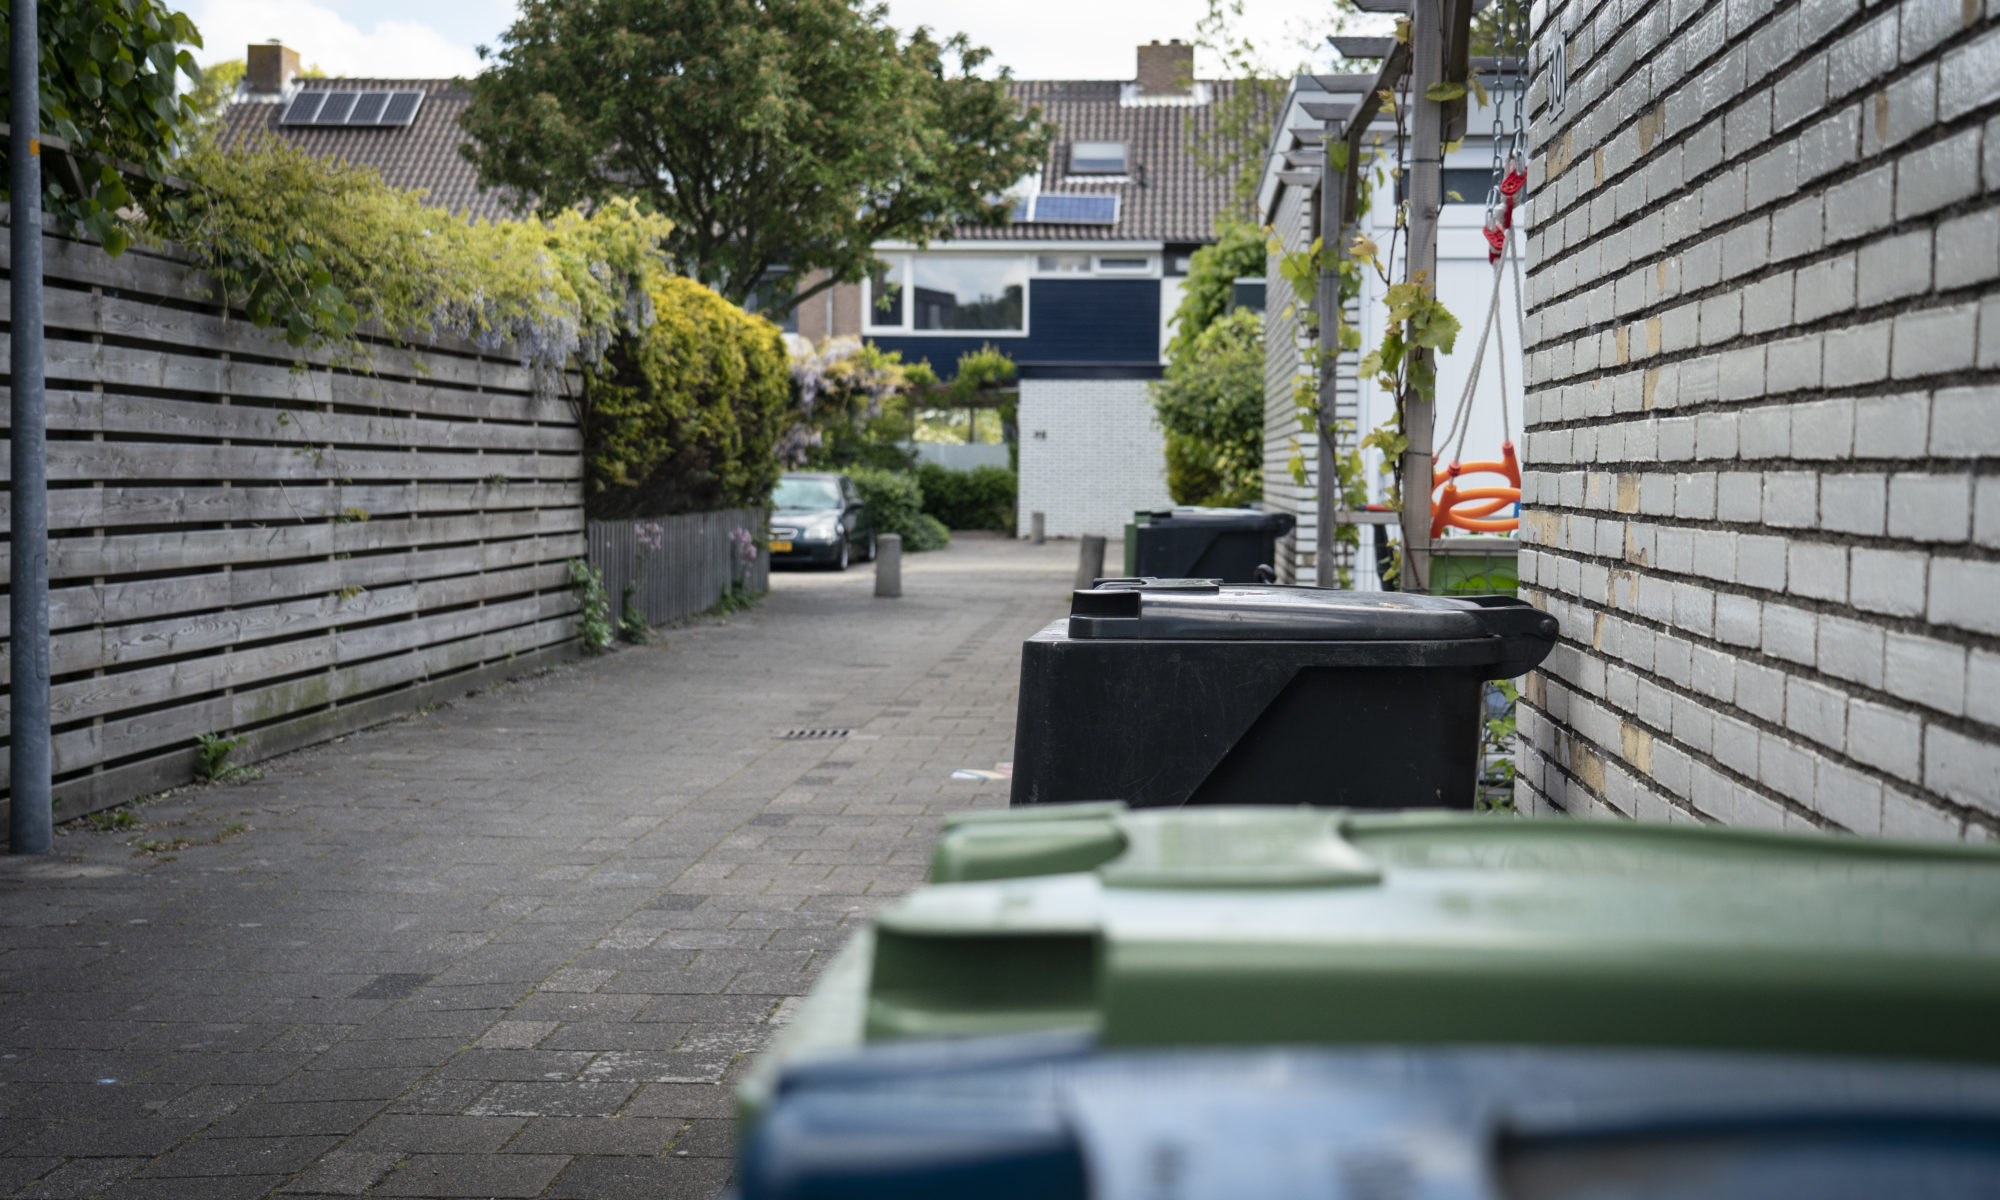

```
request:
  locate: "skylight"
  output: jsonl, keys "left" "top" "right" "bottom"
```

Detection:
{"left": 1069, "top": 141, "right": 1129, "bottom": 174}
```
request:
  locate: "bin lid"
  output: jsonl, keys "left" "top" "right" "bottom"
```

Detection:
{"left": 743, "top": 1037, "right": 2000, "bottom": 1200}
{"left": 1069, "top": 581, "right": 1558, "bottom": 650}
{"left": 865, "top": 806, "right": 2000, "bottom": 1063}
{"left": 1144, "top": 506, "right": 1296, "bottom": 534}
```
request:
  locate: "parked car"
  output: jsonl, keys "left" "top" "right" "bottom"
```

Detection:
{"left": 769, "top": 472, "right": 875, "bottom": 570}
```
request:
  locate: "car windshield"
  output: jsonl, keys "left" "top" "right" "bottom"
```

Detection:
{"left": 773, "top": 478, "right": 842, "bottom": 511}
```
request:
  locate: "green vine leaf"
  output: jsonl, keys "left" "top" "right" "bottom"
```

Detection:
{"left": 1424, "top": 82, "right": 1467, "bottom": 102}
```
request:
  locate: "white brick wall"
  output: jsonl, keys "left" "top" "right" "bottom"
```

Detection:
{"left": 1015, "top": 378, "right": 1171, "bottom": 540}
{"left": 1517, "top": 0, "right": 2000, "bottom": 841}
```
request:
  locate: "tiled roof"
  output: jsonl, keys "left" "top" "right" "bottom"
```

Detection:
{"left": 219, "top": 75, "right": 1264, "bottom": 241}
{"left": 219, "top": 78, "right": 524, "bottom": 222}
{"left": 949, "top": 79, "right": 1271, "bottom": 245}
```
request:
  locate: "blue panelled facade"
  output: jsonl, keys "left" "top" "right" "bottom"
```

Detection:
{"left": 868, "top": 278, "right": 1162, "bottom": 380}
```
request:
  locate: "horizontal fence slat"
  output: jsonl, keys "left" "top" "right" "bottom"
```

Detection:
{"left": 0, "top": 480, "right": 581, "bottom": 530}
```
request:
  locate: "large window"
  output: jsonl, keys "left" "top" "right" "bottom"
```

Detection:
{"left": 867, "top": 255, "right": 1027, "bottom": 333}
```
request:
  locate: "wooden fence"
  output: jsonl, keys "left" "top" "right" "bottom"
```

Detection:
{"left": 587, "top": 509, "right": 769, "bottom": 628}
{"left": 0, "top": 227, "right": 585, "bottom": 827}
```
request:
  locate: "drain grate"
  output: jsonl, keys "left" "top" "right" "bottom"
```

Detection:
{"left": 779, "top": 728, "right": 850, "bottom": 741}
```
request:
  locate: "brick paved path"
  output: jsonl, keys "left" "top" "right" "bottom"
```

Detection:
{"left": 0, "top": 533, "right": 1077, "bottom": 1199}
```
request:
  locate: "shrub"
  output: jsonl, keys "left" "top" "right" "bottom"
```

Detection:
{"left": 1151, "top": 308, "right": 1265, "bottom": 506}
{"left": 916, "top": 463, "right": 1016, "bottom": 531}
{"left": 845, "top": 467, "right": 950, "bottom": 552}
{"left": 581, "top": 276, "right": 792, "bottom": 518}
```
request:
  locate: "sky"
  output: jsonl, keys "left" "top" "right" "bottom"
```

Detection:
{"left": 188, "top": 0, "right": 1349, "bottom": 80}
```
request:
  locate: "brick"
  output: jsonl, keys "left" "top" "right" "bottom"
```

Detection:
{"left": 1737, "top": 406, "right": 1791, "bottom": 458}
{"left": 1698, "top": 291, "right": 1741, "bottom": 345}
{"left": 1883, "top": 789, "right": 1963, "bottom": 840}
{"left": 1762, "top": 471, "right": 1817, "bottom": 527}
{"left": 1820, "top": 473, "right": 1886, "bottom": 535}
{"left": 1855, "top": 229, "right": 1932, "bottom": 307}
{"left": 1738, "top": 533, "right": 1791, "bottom": 590}
{"left": 1901, "top": 0, "right": 1972, "bottom": 63}
{"left": 1860, "top": 63, "right": 1937, "bottom": 156}
{"left": 1774, "top": 53, "right": 1829, "bottom": 132}
{"left": 1787, "top": 542, "right": 1848, "bottom": 601}
{"left": 1717, "top": 346, "right": 1766, "bottom": 400}
{"left": 1717, "top": 471, "right": 1763, "bottom": 521}
{"left": 1851, "top": 546, "right": 1929, "bottom": 617}
{"left": 1938, "top": 24, "right": 2000, "bottom": 121}
{"left": 1968, "top": 648, "right": 2000, "bottom": 726}
{"left": 1745, "top": 141, "right": 1799, "bottom": 211}
{"left": 1892, "top": 303, "right": 1979, "bottom": 379}
{"left": 1720, "top": 217, "right": 1771, "bottom": 281}
{"left": 1819, "top": 614, "right": 1887, "bottom": 689}
{"left": 1793, "top": 252, "right": 1857, "bottom": 324}
{"left": 1714, "top": 714, "right": 1761, "bottom": 776}
{"left": 1716, "top": 592, "right": 1762, "bottom": 646}
{"left": 1824, "top": 164, "right": 1895, "bottom": 244}
{"left": 1736, "top": 661, "right": 1788, "bottom": 722}
{"left": 1897, "top": 128, "right": 1983, "bottom": 219}
{"left": 1789, "top": 397, "right": 1855, "bottom": 459}
{"left": 1815, "top": 759, "right": 1884, "bottom": 833}
{"left": 1854, "top": 390, "right": 1931, "bottom": 457}
{"left": 1926, "top": 725, "right": 2000, "bottom": 816}
{"left": 1827, "top": 11, "right": 1901, "bottom": 100}
{"left": 1801, "top": 0, "right": 1861, "bottom": 45}
{"left": 1797, "top": 104, "right": 1860, "bottom": 183}
{"left": 1785, "top": 677, "right": 1848, "bottom": 748}
{"left": 1760, "top": 333, "right": 1819, "bottom": 395}
{"left": 1930, "top": 386, "right": 2000, "bottom": 458}
{"left": 1885, "top": 632, "right": 1967, "bottom": 717}
{"left": 1936, "top": 209, "right": 2000, "bottom": 291}
{"left": 1980, "top": 476, "right": 2000, "bottom": 549}
{"left": 1759, "top": 730, "right": 1817, "bottom": 797}
{"left": 1769, "top": 195, "right": 1825, "bottom": 261}
{"left": 1887, "top": 472, "right": 1973, "bottom": 541}
{"left": 1847, "top": 697, "right": 1923, "bottom": 782}
{"left": 1762, "top": 602, "right": 1818, "bottom": 665}
{"left": 1930, "top": 556, "right": 2000, "bottom": 635}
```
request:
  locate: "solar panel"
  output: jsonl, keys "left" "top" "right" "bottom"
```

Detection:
{"left": 380, "top": 91, "right": 424, "bottom": 126}
{"left": 1029, "top": 194, "right": 1119, "bottom": 224}
{"left": 1009, "top": 198, "right": 1033, "bottom": 222}
{"left": 314, "top": 92, "right": 357, "bottom": 124}
{"left": 279, "top": 91, "right": 325, "bottom": 124}
{"left": 347, "top": 92, "right": 388, "bottom": 124}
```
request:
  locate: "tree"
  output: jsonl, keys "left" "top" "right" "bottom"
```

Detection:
{"left": 461, "top": 0, "right": 1050, "bottom": 312}
{"left": 1152, "top": 308, "right": 1266, "bottom": 506}
{"left": 0, "top": 0, "right": 204, "bottom": 255}
{"left": 1165, "top": 217, "right": 1269, "bottom": 360}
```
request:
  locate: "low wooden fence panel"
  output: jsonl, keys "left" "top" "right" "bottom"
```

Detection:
{"left": 1, "top": 229, "right": 585, "bottom": 824}
{"left": 588, "top": 509, "right": 770, "bottom": 629}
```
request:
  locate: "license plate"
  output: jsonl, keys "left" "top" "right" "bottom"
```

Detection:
{"left": 769, "top": 540, "right": 793, "bottom": 552}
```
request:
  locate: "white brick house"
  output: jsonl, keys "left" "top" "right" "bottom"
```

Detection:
{"left": 1515, "top": 0, "right": 1999, "bottom": 838}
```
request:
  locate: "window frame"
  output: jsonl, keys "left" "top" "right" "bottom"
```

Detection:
{"left": 1069, "top": 140, "right": 1130, "bottom": 175}
{"left": 1094, "top": 255, "right": 1155, "bottom": 274}
{"left": 863, "top": 253, "right": 1031, "bottom": 337}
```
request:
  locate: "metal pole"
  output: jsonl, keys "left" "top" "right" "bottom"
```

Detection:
{"left": 9, "top": 0, "right": 52, "bottom": 852}
{"left": 1314, "top": 121, "right": 1346, "bottom": 588}
{"left": 1074, "top": 534, "right": 1106, "bottom": 591}
{"left": 1400, "top": 0, "right": 1447, "bottom": 594}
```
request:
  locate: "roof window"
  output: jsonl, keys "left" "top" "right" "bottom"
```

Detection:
{"left": 1070, "top": 140, "right": 1129, "bottom": 174}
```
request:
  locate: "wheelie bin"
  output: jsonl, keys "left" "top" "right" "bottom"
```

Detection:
{"left": 1010, "top": 580, "right": 1558, "bottom": 809}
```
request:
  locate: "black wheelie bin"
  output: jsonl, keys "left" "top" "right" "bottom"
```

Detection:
{"left": 1009, "top": 579, "right": 1558, "bottom": 809}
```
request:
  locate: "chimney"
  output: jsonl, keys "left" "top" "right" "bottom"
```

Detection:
{"left": 246, "top": 41, "right": 301, "bottom": 95}
{"left": 1135, "top": 39, "right": 1194, "bottom": 98}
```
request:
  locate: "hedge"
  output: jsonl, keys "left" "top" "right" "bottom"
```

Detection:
{"left": 916, "top": 463, "right": 1016, "bottom": 531}
{"left": 846, "top": 467, "right": 950, "bottom": 551}
{"left": 581, "top": 276, "right": 792, "bottom": 518}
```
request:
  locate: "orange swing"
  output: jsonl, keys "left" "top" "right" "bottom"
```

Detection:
{"left": 1430, "top": 441, "right": 1521, "bottom": 537}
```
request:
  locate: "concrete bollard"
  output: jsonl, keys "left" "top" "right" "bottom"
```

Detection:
{"left": 1074, "top": 534, "right": 1107, "bottom": 590}
{"left": 1031, "top": 511, "right": 1046, "bottom": 545}
{"left": 874, "top": 533, "right": 902, "bottom": 597}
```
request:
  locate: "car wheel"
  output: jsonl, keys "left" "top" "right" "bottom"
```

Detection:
{"left": 834, "top": 539, "right": 850, "bottom": 571}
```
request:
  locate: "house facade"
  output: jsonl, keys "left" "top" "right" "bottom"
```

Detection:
{"left": 810, "top": 42, "right": 1261, "bottom": 539}
{"left": 1258, "top": 71, "right": 1531, "bottom": 587}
